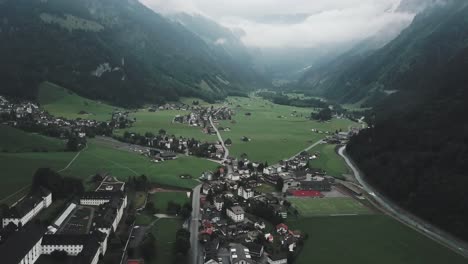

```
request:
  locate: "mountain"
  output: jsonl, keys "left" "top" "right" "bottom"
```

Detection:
{"left": 343, "top": 0, "right": 468, "bottom": 242}
{"left": 297, "top": 0, "right": 468, "bottom": 105}
{"left": 168, "top": 13, "right": 267, "bottom": 91}
{"left": 348, "top": 44, "right": 468, "bottom": 242}
{"left": 0, "top": 0, "right": 264, "bottom": 106}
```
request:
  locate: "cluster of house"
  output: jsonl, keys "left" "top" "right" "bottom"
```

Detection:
{"left": 264, "top": 152, "right": 336, "bottom": 197}
{"left": 0, "top": 96, "right": 121, "bottom": 139}
{"left": 0, "top": 177, "right": 128, "bottom": 264}
{"left": 198, "top": 159, "right": 302, "bottom": 264}
{"left": 173, "top": 105, "right": 234, "bottom": 131}
{"left": 149, "top": 102, "right": 196, "bottom": 112}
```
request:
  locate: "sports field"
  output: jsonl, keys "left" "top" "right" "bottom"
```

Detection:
{"left": 218, "top": 96, "right": 358, "bottom": 163}
{"left": 0, "top": 125, "right": 65, "bottom": 152}
{"left": 38, "top": 81, "right": 119, "bottom": 121}
{"left": 289, "top": 215, "right": 467, "bottom": 264}
{"left": 308, "top": 143, "right": 350, "bottom": 179}
{"left": 149, "top": 191, "right": 190, "bottom": 214}
{"left": 289, "top": 197, "right": 371, "bottom": 216}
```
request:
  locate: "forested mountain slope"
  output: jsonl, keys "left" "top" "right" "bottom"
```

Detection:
{"left": 347, "top": 33, "right": 468, "bottom": 241}
{"left": 0, "top": 0, "right": 264, "bottom": 106}
{"left": 298, "top": 0, "right": 468, "bottom": 105}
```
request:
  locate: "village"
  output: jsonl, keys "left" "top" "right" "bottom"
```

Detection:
{"left": 194, "top": 131, "right": 362, "bottom": 264}
{"left": 0, "top": 94, "right": 365, "bottom": 264}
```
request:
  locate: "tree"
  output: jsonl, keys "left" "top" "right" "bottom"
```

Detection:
{"left": 312, "top": 108, "right": 332, "bottom": 121}
{"left": 224, "top": 138, "right": 232, "bottom": 145}
{"left": 159, "top": 129, "right": 166, "bottom": 135}
{"left": 174, "top": 229, "right": 191, "bottom": 255}
{"left": 276, "top": 177, "right": 284, "bottom": 192}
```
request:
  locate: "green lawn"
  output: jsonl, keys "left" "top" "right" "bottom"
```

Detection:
{"left": 133, "top": 191, "right": 148, "bottom": 209}
{"left": 149, "top": 192, "right": 190, "bottom": 213}
{"left": 135, "top": 213, "right": 155, "bottom": 226}
{"left": 308, "top": 143, "right": 350, "bottom": 179}
{"left": 0, "top": 125, "right": 65, "bottom": 152}
{"left": 289, "top": 215, "right": 467, "bottom": 264}
{"left": 289, "top": 197, "right": 371, "bottom": 216}
{"left": 150, "top": 218, "right": 183, "bottom": 264}
{"left": 38, "top": 81, "right": 119, "bottom": 121}
{"left": 255, "top": 183, "right": 277, "bottom": 194}
{"left": 218, "top": 97, "right": 358, "bottom": 163}
{"left": 114, "top": 108, "right": 216, "bottom": 142}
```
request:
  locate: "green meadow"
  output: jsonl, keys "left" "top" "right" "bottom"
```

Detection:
{"left": 149, "top": 192, "right": 190, "bottom": 214}
{"left": 0, "top": 124, "right": 65, "bottom": 152}
{"left": 38, "top": 82, "right": 119, "bottom": 121}
{"left": 218, "top": 96, "right": 357, "bottom": 163}
{"left": 0, "top": 138, "right": 216, "bottom": 202}
{"left": 308, "top": 143, "right": 350, "bottom": 179}
{"left": 289, "top": 215, "right": 467, "bottom": 264}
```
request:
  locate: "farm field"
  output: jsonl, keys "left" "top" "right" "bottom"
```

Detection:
{"left": 38, "top": 81, "right": 119, "bottom": 121}
{"left": 0, "top": 124, "right": 65, "bottom": 152}
{"left": 149, "top": 218, "right": 183, "bottom": 264}
{"left": 218, "top": 96, "right": 358, "bottom": 163}
{"left": 289, "top": 197, "right": 371, "bottom": 217}
{"left": 289, "top": 215, "right": 467, "bottom": 264}
{"left": 308, "top": 143, "right": 350, "bottom": 179}
{"left": 149, "top": 191, "right": 190, "bottom": 214}
{"left": 114, "top": 108, "right": 216, "bottom": 142}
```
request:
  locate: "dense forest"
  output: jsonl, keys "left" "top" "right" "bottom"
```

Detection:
{"left": 0, "top": 0, "right": 265, "bottom": 107}
{"left": 348, "top": 45, "right": 468, "bottom": 241}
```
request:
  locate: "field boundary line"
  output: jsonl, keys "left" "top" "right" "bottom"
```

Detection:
{"left": 59, "top": 144, "right": 88, "bottom": 172}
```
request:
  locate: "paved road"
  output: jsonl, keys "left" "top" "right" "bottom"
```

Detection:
{"left": 189, "top": 184, "right": 203, "bottom": 264}
{"left": 209, "top": 115, "right": 229, "bottom": 161}
{"left": 288, "top": 139, "right": 324, "bottom": 161}
{"left": 338, "top": 146, "right": 468, "bottom": 258}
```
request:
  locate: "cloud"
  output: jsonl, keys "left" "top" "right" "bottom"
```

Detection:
{"left": 139, "top": 0, "right": 416, "bottom": 48}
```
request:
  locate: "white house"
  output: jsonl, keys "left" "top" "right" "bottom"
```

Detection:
{"left": 2, "top": 189, "right": 52, "bottom": 228}
{"left": 237, "top": 186, "right": 254, "bottom": 200}
{"left": 227, "top": 206, "right": 244, "bottom": 223}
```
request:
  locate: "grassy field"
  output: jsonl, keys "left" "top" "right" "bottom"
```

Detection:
{"left": 255, "top": 183, "right": 277, "bottom": 193}
{"left": 0, "top": 138, "right": 216, "bottom": 202}
{"left": 150, "top": 218, "right": 183, "bottom": 264}
{"left": 0, "top": 151, "right": 75, "bottom": 202}
{"left": 289, "top": 215, "right": 467, "bottom": 264}
{"left": 114, "top": 108, "right": 216, "bottom": 142}
{"left": 149, "top": 192, "right": 190, "bottom": 213}
{"left": 289, "top": 197, "right": 371, "bottom": 216}
{"left": 38, "top": 82, "right": 119, "bottom": 121}
{"left": 308, "top": 143, "right": 350, "bottom": 179}
{"left": 133, "top": 191, "right": 147, "bottom": 209}
{"left": 218, "top": 97, "right": 358, "bottom": 163}
{"left": 0, "top": 125, "right": 65, "bottom": 152}
{"left": 60, "top": 139, "right": 216, "bottom": 189}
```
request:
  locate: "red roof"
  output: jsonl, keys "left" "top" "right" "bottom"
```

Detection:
{"left": 291, "top": 190, "right": 323, "bottom": 197}
{"left": 276, "top": 223, "right": 289, "bottom": 230}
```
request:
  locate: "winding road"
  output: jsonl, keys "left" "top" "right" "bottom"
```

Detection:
{"left": 209, "top": 115, "right": 229, "bottom": 161}
{"left": 338, "top": 146, "right": 468, "bottom": 258}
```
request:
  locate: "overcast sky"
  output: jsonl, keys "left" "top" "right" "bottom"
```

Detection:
{"left": 139, "top": 0, "right": 416, "bottom": 48}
